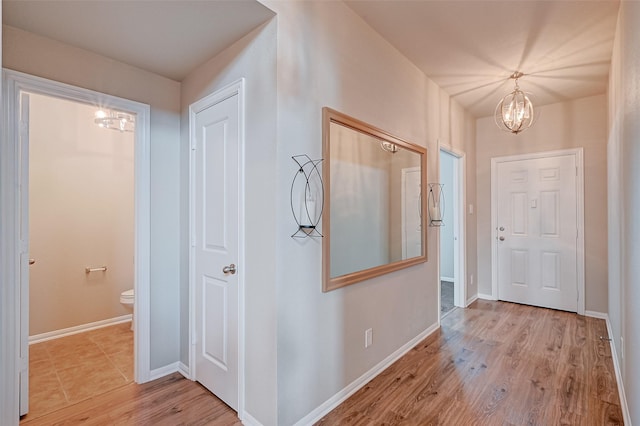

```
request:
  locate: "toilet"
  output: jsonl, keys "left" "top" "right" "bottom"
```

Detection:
{"left": 120, "top": 289, "right": 134, "bottom": 330}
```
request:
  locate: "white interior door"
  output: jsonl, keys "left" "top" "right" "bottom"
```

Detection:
{"left": 496, "top": 154, "right": 578, "bottom": 312}
{"left": 402, "top": 167, "right": 422, "bottom": 259}
{"left": 193, "top": 91, "right": 240, "bottom": 411}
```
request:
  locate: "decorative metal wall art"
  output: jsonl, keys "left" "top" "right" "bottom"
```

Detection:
{"left": 291, "top": 155, "right": 324, "bottom": 238}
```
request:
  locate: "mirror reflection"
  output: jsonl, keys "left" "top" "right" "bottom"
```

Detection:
{"left": 323, "top": 108, "right": 427, "bottom": 291}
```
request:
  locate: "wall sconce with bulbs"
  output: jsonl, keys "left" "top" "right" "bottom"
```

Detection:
{"left": 94, "top": 109, "right": 136, "bottom": 133}
{"left": 494, "top": 71, "right": 535, "bottom": 135}
{"left": 291, "top": 155, "right": 324, "bottom": 238}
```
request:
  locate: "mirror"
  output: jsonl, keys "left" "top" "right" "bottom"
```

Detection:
{"left": 322, "top": 108, "right": 427, "bottom": 292}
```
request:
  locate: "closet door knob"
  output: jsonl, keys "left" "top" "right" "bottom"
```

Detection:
{"left": 222, "top": 264, "right": 236, "bottom": 275}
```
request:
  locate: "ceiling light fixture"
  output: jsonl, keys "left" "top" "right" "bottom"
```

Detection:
{"left": 380, "top": 140, "right": 399, "bottom": 154}
{"left": 494, "top": 71, "right": 534, "bottom": 135}
{"left": 94, "top": 109, "right": 135, "bottom": 133}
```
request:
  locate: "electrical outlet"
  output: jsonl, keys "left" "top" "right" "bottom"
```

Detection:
{"left": 365, "top": 328, "right": 373, "bottom": 348}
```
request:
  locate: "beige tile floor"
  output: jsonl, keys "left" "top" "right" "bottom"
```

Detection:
{"left": 22, "top": 322, "right": 133, "bottom": 421}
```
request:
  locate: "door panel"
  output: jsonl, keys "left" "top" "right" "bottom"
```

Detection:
{"left": 402, "top": 167, "right": 422, "bottom": 259}
{"left": 496, "top": 154, "right": 577, "bottom": 312}
{"left": 194, "top": 92, "right": 239, "bottom": 411}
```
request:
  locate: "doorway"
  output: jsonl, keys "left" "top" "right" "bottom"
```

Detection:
{"left": 491, "top": 149, "right": 585, "bottom": 313}
{"left": 439, "top": 147, "right": 466, "bottom": 318}
{"left": 2, "top": 70, "right": 151, "bottom": 419}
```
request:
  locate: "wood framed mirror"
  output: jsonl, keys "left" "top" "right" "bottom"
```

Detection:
{"left": 322, "top": 108, "right": 428, "bottom": 292}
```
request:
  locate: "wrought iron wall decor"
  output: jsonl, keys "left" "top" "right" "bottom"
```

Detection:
{"left": 428, "top": 183, "right": 445, "bottom": 227}
{"left": 291, "top": 155, "right": 324, "bottom": 238}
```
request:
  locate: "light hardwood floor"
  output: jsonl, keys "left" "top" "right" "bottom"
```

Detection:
{"left": 318, "top": 300, "right": 624, "bottom": 425}
{"left": 22, "top": 301, "right": 623, "bottom": 425}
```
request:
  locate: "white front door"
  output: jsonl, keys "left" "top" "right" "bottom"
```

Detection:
{"left": 495, "top": 153, "right": 578, "bottom": 312}
{"left": 192, "top": 88, "right": 241, "bottom": 411}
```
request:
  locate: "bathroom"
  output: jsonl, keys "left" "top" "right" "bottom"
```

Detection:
{"left": 26, "top": 92, "right": 135, "bottom": 419}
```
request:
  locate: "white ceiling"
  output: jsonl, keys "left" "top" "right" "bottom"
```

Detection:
{"left": 3, "top": 1, "right": 619, "bottom": 116}
{"left": 2, "top": 0, "right": 275, "bottom": 81}
{"left": 345, "top": 0, "right": 620, "bottom": 117}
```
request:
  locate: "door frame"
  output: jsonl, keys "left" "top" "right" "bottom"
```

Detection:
{"left": 438, "top": 144, "right": 467, "bottom": 312}
{"left": 1, "top": 69, "right": 152, "bottom": 420}
{"left": 188, "top": 79, "right": 246, "bottom": 418}
{"left": 490, "top": 148, "right": 585, "bottom": 315}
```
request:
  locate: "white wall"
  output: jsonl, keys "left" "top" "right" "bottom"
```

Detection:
{"left": 443, "top": 92, "right": 478, "bottom": 302}
{"left": 608, "top": 2, "right": 640, "bottom": 422}
{"left": 439, "top": 150, "right": 455, "bottom": 280}
{"left": 3, "top": 25, "right": 182, "bottom": 369}
{"left": 264, "top": 2, "right": 476, "bottom": 424}
{"left": 475, "top": 94, "right": 608, "bottom": 312}
{"left": 179, "top": 20, "right": 278, "bottom": 425}
{"left": 29, "top": 94, "right": 133, "bottom": 335}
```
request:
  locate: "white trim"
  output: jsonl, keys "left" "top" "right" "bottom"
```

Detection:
{"left": 465, "top": 294, "right": 478, "bottom": 306}
{"left": 177, "top": 362, "right": 190, "bottom": 379}
{"left": 188, "top": 79, "right": 246, "bottom": 416}
{"left": 1, "top": 69, "right": 152, "bottom": 423}
{"left": 241, "top": 412, "right": 265, "bottom": 426}
{"left": 293, "top": 322, "right": 440, "bottom": 426}
{"left": 149, "top": 362, "right": 180, "bottom": 382}
{"left": 29, "top": 315, "right": 132, "bottom": 344}
{"left": 585, "top": 312, "right": 631, "bottom": 425}
{"left": 584, "top": 310, "right": 608, "bottom": 320}
{"left": 478, "top": 293, "right": 497, "bottom": 301}
{"left": 1, "top": 72, "right": 20, "bottom": 426}
{"left": 490, "top": 148, "right": 585, "bottom": 315}
{"left": 439, "top": 145, "right": 467, "bottom": 310}
{"left": 440, "top": 276, "right": 455, "bottom": 283}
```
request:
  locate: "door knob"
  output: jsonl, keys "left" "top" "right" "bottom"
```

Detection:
{"left": 222, "top": 264, "right": 236, "bottom": 275}
{"left": 499, "top": 236, "right": 505, "bottom": 241}
{"left": 29, "top": 259, "right": 36, "bottom": 265}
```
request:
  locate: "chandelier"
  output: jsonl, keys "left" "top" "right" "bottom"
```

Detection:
{"left": 94, "top": 109, "right": 135, "bottom": 133}
{"left": 494, "top": 72, "right": 534, "bottom": 134}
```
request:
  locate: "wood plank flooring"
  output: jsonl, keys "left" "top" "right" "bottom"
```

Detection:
{"left": 21, "top": 301, "right": 623, "bottom": 425}
{"left": 318, "top": 300, "right": 624, "bottom": 425}
{"left": 20, "top": 373, "right": 241, "bottom": 426}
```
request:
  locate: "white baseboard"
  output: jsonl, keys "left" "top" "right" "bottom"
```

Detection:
{"left": 149, "top": 361, "right": 180, "bottom": 381}
{"left": 585, "top": 312, "right": 631, "bottom": 425}
{"left": 465, "top": 294, "right": 478, "bottom": 307}
{"left": 440, "top": 277, "right": 454, "bottom": 283}
{"left": 242, "top": 411, "right": 264, "bottom": 426}
{"left": 477, "top": 293, "right": 496, "bottom": 301}
{"left": 604, "top": 315, "right": 631, "bottom": 425}
{"left": 29, "top": 314, "right": 132, "bottom": 344}
{"left": 177, "top": 361, "right": 190, "bottom": 379}
{"left": 584, "top": 310, "right": 608, "bottom": 319}
{"left": 293, "top": 322, "right": 440, "bottom": 426}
